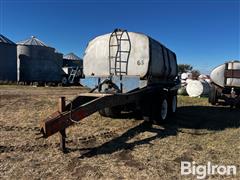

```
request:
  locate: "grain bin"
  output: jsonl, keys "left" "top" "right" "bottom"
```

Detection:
{"left": 0, "top": 34, "right": 17, "bottom": 81}
{"left": 62, "top": 52, "right": 83, "bottom": 84}
{"left": 64, "top": 52, "right": 82, "bottom": 61}
{"left": 83, "top": 32, "right": 178, "bottom": 81}
{"left": 63, "top": 52, "right": 83, "bottom": 67}
{"left": 17, "top": 36, "right": 63, "bottom": 83}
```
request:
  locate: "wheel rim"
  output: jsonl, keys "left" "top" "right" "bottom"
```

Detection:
{"left": 62, "top": 77, "right": 67, "bottom": 85}
{"left": 161, "top": 99, "right": 168, "bottom": 120}
{"left": 172, "top": 96, "right": 177, "bottom": 113}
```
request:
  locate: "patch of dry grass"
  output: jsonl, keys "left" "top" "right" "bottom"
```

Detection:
{"left": 0, "top": 86, "right": 240, "bottom": 179}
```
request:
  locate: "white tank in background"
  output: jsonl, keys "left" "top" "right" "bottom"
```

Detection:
{"left": 186, "top": 78, "right": 193, "bottom": 84}
{"left": 198, "top": 74, "right": 207, "bottom": 80}
{"left": 181, "top": 72, "right": 192, "bottom": 80}
{"left": 181, "top": 79, "right": 187, "bottom": 83}
{"left": 178, "top": 72, "right": 193, "bottom": 95}
{"left": 181, "top": 73, "right": 188, "bottom": 80}
{"left": 208, "top": 61, "right": 240, "bottom": 107}
{"left": 186, "top": 80, "right": 210, "bottom": 97}
{"left": 205, "top": 78, "right": 211, "bottom": 84}
{"left": 210, "top": 61, "right": 240, "bottom": 88}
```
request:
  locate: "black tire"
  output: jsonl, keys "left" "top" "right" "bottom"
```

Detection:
{"left": 99, "top": 109, "right": 107, "bottom": 116}
{"left": 99, "top": 106, "right": 121, "bottom": 118}
{"left": 142, "top": 93, "right": 168, "bottom": 124}
{"left": 209, "top": 85, "right": 218, "bottom": 105}
{"left": 156, "top": 95, "right": 169, "bottom": 123}
{"left": 141, "top": 93, "right": 154, "bottom": 122}
{"left": 168, "top": 95, "right": 177, "bottom": 116}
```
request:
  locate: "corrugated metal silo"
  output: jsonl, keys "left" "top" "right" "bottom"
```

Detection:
{"left": 0, "top": 34, "right": 17, "bottom": 81}
{"left": 17, "top": 36, "right": 63, "bottom": 83}
{"left": 63, "top": 52, "right": 83, "bottom": 67}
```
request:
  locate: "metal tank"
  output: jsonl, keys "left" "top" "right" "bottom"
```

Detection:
{"left": 83, "top": 31, "right": 178, "bottom": 82}
{"left": 0, "top": 34, "right": 17, "bottom": 81}
{"left": 17, "top": 36, "right": 63, "bottom": 83}
{"left": 210, "top": 61, "right": 240, "bottom": 88}
{"left": 209, "top": 60, "right": 240, "bottom": 107}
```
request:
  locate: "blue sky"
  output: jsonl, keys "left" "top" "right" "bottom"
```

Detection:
{"left": 0, "top": 0, "right": 239, "bottom": 74}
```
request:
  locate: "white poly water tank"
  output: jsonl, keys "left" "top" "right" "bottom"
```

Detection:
{"left": 181, "top": 72, "right": 192, "bottom": 80}
{"left": 186, "top": 80, "right": 210, "bottom": 97}
{"left": 186, "top": 78, "right": 193, "bottom": 84}
{"left": 83, "top": 31, "right": 178, "bottom": 81}
{"left": 210, "top": 61, "right": 240, "bottom": 88}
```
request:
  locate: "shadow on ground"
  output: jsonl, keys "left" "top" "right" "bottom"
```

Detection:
{"left": 74, "top": 106, "right": 240, "bottom": 158}
{"left": 175, "top": 106, "right": 240, "bottom": 130}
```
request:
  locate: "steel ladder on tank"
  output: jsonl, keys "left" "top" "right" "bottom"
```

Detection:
{"left": 68, "top": 66, "right": 79, "bottom": 84}
{"left": 109, "top": 29, "right": 131, "bottom": 76}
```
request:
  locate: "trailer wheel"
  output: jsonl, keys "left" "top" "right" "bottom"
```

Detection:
{"left": 159, "top": 97, "right": 168, "bottom": 121}
{"left": 99, "top": 106, "right": 121, "bottom": 118}
{"left": 99, "top": 109, "right": 107, "bottom": 116}
{"left": 209, "top": 85, "right": 218, "bottom": 105}
{"left": 62, "top": 77, "right": 68, "bottom": 86}
{"left": 168, "top": 95, "right": 177, "bottom": 115}
{"left": 143, "top": 94, "right": 168, "bottom": 124}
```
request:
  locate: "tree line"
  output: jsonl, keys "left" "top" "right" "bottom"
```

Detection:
{"left": 178, "top": 64, "right": 201, "bottom": 79}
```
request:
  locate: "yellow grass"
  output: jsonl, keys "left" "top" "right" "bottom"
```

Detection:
{"left": 0, "top": 85, "right": 239, "bottom": 179}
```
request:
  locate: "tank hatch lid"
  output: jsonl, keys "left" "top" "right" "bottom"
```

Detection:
{"left": 17, "top": 36, "right": 48, "bottom": 47}
{"left": 64, "top": 53, "right": 82, "bottom": 61}
{"left": 0, "top": 34, "right": 16, "bottom": 45}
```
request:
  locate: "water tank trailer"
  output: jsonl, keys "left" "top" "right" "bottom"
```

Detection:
{"left": 209, "top": 60, "right": 240, "bottom": 108}
{"left": 39, "top": 29, "right": 180, "bottom": 151}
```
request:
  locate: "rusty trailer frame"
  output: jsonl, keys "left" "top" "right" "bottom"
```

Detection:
{"left": 40, "top": 85, "right": 175, "bottom": 152}
{"left": 40, "top": 83, "right": 179, "bottom": 152}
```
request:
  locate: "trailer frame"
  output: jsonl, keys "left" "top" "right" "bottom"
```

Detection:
{"left": 209, "top": 83, "right": 240, "bottom": 108}
{"left": 209, "top": 61, "right": 240, "bottom": 108}
{"left": 40, "top": 82, "right": 179, "bottom": 152}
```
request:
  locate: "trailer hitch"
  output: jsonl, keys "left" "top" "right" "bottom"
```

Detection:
{"left": 39, "top": 97, "right": 68, "bottom": 152}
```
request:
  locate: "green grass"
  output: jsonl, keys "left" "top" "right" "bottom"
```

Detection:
{"left": 178, "top": 95, "right": 209, "bottom": 106}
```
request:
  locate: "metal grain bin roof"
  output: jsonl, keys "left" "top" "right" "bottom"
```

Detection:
{"left": 0, "top": 34, "right": 16, "bottom": 45}
{"left": 17, "top": 36, "right": 48, "bottom": 46}
{"left": 64, "top": 53, "right": 82, "bottom": 61}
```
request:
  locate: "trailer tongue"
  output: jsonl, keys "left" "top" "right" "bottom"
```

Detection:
{"left": 40, "top": 88, "right": 146, "bottom": 138}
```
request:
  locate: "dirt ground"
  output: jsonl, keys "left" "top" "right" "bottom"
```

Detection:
{"left": 0, "top": 85, "right": 240, "bottom": 180}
